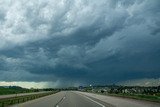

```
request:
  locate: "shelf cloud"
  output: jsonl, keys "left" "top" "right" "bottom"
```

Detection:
{"left": 0, "top": 0, "right": 160, "bottom": 87}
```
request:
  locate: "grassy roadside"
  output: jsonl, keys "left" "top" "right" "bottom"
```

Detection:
{"left": 0, "top": 87, "right": 40, "bottom": 95}
{"left": 106, "top": 93, "right": 160, "bottom": 103}
{"left": 87, "top": 91, "right": 160, "bottom": 103}
{"left": 0, "top": 91, "right": 59, "bottom": 107}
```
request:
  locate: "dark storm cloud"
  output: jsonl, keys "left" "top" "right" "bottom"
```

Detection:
{"left": 0, "top": 0, "right": 160, "bottom": 86}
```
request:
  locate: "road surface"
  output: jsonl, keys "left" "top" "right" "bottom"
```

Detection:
{"left": 10, "top": 91, "right": 160, "bottom": 107}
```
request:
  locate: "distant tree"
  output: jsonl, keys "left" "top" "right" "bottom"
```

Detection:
{"left": 101, "top": 90, "right": 105, "bottom": 93}
{"left": 158, "top": 86, "right": 160, "bottom": 92}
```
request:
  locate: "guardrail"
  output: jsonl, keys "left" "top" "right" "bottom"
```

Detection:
{"left": 0, "top": 91, "right": 58, "bottom": 107}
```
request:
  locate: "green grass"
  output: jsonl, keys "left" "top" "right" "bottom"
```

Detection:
{"left": 90, "top": 91, "right": 160, "bottom": 103}
{"left": 86, "top": 90, "right": 160, "bottom": 103}
{"left": 0, "top": 87, "right": 44, "bottom": 95}
{"left": 106, "top": 93, "right": 160, "bottom": 103}
{"left": 0, "top": 88, "right": 28, "bottom": 95}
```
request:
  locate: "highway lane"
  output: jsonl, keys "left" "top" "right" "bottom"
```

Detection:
{"left": 10, "top": 91, "right": 111, "bottom": 107}
{"left": 56, "top": 91, "right": 109, "bottom": 107}
{"left": 10, "top": 91, "right": 66, "bottom": 107}
{"left": 78, "top": 91, "right": 160, "bottom": 107}
{"left": 10, "top": 91, "right": 160, "bottom": 107}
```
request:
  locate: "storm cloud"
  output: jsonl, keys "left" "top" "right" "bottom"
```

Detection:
{"left": 0, "top": 0, "right": 160, "bottom": 87}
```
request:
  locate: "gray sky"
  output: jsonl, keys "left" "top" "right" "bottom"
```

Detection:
{"left": 0, "top": 0, "right": 160, "bottom": 88}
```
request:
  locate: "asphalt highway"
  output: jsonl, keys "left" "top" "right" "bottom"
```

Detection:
{"left": 10, "top": 91, "right": 160, "bottom": 107}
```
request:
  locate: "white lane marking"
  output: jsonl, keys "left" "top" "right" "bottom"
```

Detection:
{"left": 55, "top": 96, "right": 66, "bottom": 107}
{"left": 78, "top": 93, "right": 105, "bottom": 107}
{"left": 84, "top": 95, "right": 105, "bottom": 107}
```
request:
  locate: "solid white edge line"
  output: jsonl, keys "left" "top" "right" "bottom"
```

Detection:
{"left": 76, "top": 92, "right": 105, "bottom": 107}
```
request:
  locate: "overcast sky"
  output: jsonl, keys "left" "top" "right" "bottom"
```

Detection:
{"left": 0, "top": 0, "right": 160, "bottom": 88}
